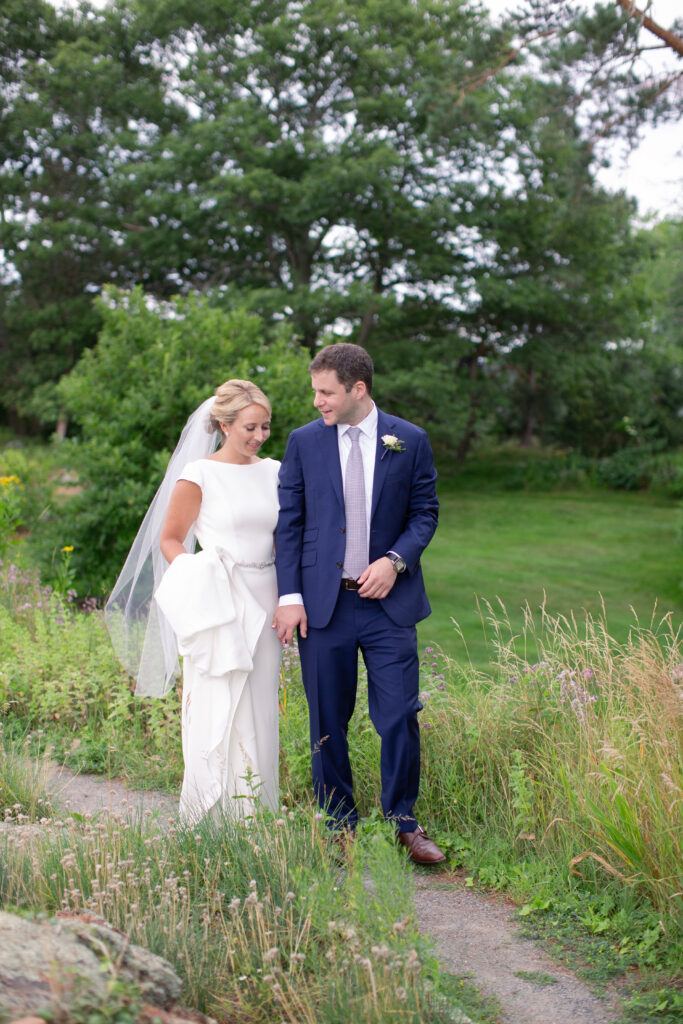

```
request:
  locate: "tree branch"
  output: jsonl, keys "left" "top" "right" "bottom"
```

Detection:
{"left": 616, "top": 0, "right": 683, "bottom": 58}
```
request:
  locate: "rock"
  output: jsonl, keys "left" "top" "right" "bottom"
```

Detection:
{"left": 56, "top": 911, "right": 182, "bottom": 1008}
{"left": 0, "top": 910, "right": 183, "bottom": 1020}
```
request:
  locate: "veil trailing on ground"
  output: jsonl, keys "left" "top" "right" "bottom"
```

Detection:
{"left": 105, "top": 397, "right": 220, "bottom": 697}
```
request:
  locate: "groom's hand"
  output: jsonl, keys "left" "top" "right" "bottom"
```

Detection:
{"left": 357, "top": 557, "right": 397, "bottom": 599}
{"left": 273, "top": 604, "right": 308, "bottom": 643}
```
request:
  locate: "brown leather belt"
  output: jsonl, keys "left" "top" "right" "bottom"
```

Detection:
{"left": 340, "top": 578, "right": 362, "bottom": 591}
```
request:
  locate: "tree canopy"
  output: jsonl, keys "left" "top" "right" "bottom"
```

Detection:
{"left": 1, "top": 0, "right": 681, "bottom": 458}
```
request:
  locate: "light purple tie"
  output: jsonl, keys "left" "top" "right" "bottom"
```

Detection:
{"left": 344, "top": 426, "right": 368, "bottom": 580}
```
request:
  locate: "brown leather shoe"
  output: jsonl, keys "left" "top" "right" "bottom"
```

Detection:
{"left": 397, "top": 826, "right": 446, "bottom": 865}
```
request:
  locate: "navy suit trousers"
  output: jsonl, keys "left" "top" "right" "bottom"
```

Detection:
{"left": 298, "top": 588, "right": 421, "bottom": 831}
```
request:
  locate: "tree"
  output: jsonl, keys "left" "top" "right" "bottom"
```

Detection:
{"left": 0, "top": 0, "right": 187, "bottom": 426}
{"left": 489, "top": 2, "right": 683, "bottom": 151}
{"left": 112, "top": 0, "right": 508, "bottom": 351}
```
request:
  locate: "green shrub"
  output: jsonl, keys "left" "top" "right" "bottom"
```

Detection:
{"left": 0, "top": 561, "right": 183, "bottom": 789}
{"left": 597, "top": 446, "right": 683, "bottom": 494}
{"left": 41, "top": 287, "right": 312, "bottom": 594}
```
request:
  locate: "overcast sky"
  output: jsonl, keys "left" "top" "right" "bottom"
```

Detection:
{"left": 483, "top": 0, "right": 682, "bottom": 220}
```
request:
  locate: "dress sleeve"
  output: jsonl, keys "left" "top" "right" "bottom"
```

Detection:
{"left": 178, "top": 460, "right": 204, "bottom": 489}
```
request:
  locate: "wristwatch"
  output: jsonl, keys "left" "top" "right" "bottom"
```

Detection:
{"left": 386, "top": 552, "right": 407, "bottom": 574}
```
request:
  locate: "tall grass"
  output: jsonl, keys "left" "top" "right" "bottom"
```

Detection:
{"left": 0, "top": 804, "right": 457, "bottom": 1024}
{"left": 2, "top": 550, "right": 681, "bottom": 989}
{"left": 449, "top": 600, "right": 682, "bottom": 915}
{"left": 284, "top": 600, "right": 682, "bottom": 962}
{"left": 0, "top": 560, "right": 183, "bottom": 787}
{"left": 0, "top": 724, "right": 54, "bottom": 821}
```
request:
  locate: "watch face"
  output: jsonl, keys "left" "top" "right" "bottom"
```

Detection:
{"left": 393, "top": 557, "right": 406, "bottom": 573}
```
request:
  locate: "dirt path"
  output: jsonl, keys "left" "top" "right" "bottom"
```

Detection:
{"left": 38, "top": 769, "right": 623, "bottom": 1024}
{"left": 44, "top": 764, "right": 178, "bottom": 823}
{"left": 414, "top": 874, "right": 622, "bottom": 1024}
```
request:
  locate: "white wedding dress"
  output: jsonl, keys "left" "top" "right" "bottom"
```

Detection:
{"left": 154, "top": 457, "right": 281, "bottom": 822}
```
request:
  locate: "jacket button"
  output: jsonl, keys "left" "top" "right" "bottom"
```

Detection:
{"left": 340, "top": 526, "right": 345, "bottom": 533}
{"left": 336, "top": 561, "right": 343, "bottom": 569}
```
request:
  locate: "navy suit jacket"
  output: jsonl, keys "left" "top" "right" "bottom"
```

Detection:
{"left": 275, "top": 408, "right": 439, "bottom": 630}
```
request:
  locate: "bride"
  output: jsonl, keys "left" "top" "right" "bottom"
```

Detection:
{"left": 106, "top": 380, "right": 281, "bottom": 821}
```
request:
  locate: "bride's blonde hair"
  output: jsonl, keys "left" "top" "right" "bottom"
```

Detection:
{"left": 209, "top": 379, "right": 271, "bottom": 434}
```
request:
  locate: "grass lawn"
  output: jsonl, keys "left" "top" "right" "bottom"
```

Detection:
{"left": 419, "top": 486, "right": 683, "bottom": 666}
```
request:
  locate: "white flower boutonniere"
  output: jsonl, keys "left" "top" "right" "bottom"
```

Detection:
{"left": 381, "top": 433, "right": 406, "bottom": 459}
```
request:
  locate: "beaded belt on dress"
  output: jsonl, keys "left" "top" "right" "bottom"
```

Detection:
{"left": 235, "top": 558, "right": 275, "bottom": 569}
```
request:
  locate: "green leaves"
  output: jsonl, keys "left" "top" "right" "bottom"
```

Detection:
{"left": 48, "top": 288, "right": 311, "bottom": 593}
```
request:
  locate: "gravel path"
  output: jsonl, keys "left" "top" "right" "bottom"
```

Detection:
{"left": 36, "top": 769, "right": 623, "bottom": 1024}
{"left": 44, "top": 764, "right": 178, "bottom": 823}
{"left": 414, "top": 874, "right": 622, "bottom": 1024}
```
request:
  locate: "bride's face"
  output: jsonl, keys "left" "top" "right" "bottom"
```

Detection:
{"left": 221, "top": 403, "right": 271, "bottom": 462}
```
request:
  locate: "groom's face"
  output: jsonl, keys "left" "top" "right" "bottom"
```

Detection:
{"left": 311, "top": 369, "right": 364, "bottom": 426}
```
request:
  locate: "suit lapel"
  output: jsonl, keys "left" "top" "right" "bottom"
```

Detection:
{"left": 316, "top": 420, "right": 344, "bottom": 509}
{"left": 371, "top": 409, "right": 395, "bottom": 519}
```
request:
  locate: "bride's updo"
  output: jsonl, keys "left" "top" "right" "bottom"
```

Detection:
{"left": 208, "top": 379, "right": 272, "bottom": 435}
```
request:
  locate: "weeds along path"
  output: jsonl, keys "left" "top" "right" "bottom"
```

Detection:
{"left": 414, "top": 875, "right": 622, "bottom": 1024}
{"left": 40, "top": 769, "right": 623, "bottom": 1024}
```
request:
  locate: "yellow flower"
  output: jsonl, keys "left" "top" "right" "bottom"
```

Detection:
{"left": 0, "top": 475, "right": 20, "bottom": 487}
{"left": 61, "top": 545, "right": 74, "bottom": 553}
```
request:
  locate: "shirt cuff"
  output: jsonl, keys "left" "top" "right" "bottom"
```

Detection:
{"left": 279, "top": 593, "right": 304, "bottom": 606}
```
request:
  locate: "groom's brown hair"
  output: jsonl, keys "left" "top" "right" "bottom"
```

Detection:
{"left": 309, "top": 343, "right": 374, "bottom": 394}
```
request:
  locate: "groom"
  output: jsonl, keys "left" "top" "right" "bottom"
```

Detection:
{"left": 273, "top": 342, "right": 445, "bottom": 864}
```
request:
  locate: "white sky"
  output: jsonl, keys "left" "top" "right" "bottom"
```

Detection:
{"left": 483, "top": 0, "right": 682, "bottom": 220}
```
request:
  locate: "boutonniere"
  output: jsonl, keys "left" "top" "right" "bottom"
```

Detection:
{"left": 381, "top": 433, "right": 406, "bottom": 459}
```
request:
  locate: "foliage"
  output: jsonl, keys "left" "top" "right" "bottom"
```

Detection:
{"left": 2, "top": 0, "right": 680, "bottom": 463}
{"left": 0, "top": 723, "right": 54, "bottom": 821}
{"left": 0, "top": 475, "right": 23, "bottom": 558}
{"left": 618, "top": 986, "right": 683, "bottom": 1024}
{"left": 0, "top": 805, "right": 462, "bottom": 1024}
{"left": 440, "top": 605, "right": 681, "bottom": 932}
{"left": 0, "top": 0, "right": 186, "bottom": 426}
{"left": 596, "top": 446, "right": 683, "bottom": 495}
{"left": 1, "top": 540, "right": 682, "bottom": 1007}
{"left": 0, "top": 560, "right": 183, "bottom": 789}
{"left": 40, "top": 287, "right": 311, "bottom": 594}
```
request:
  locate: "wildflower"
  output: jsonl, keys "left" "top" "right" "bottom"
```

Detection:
{"left": 61, "top": 545, "right": 74, "bottom": 553}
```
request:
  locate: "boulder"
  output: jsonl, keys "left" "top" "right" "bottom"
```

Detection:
{"left": 0, "top": 910, "right": 182, "bottom": 1020}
